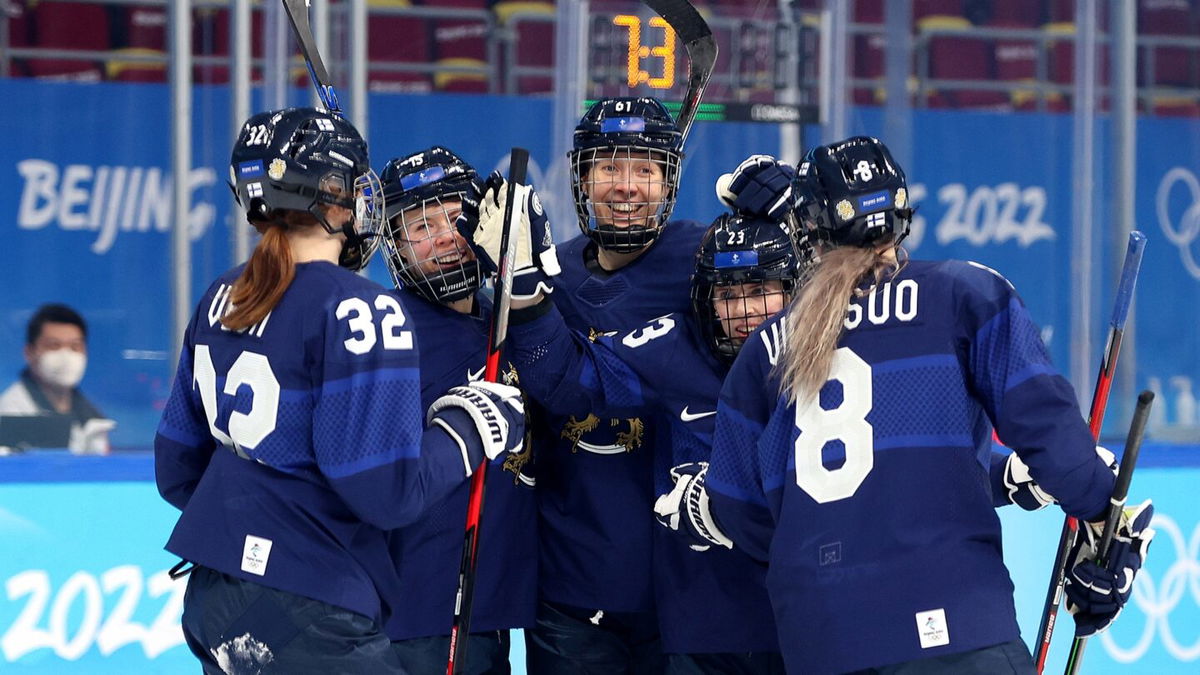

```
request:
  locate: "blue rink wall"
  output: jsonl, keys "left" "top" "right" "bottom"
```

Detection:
{"left": 1, "top": 447, "right": 1197, "bottom": 673}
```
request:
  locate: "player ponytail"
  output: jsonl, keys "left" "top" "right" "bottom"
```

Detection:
{"left": 221, "top": 222, "right": 295, "bottom": 332}
{"left": 777, "top": 240, "right": 901, "bottom": 405}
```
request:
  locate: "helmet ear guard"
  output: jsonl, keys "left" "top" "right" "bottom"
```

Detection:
{"left": 793, "top": 136, "right": 913, "bottom": 249}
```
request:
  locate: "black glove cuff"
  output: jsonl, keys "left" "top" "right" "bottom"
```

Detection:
{"left": 509, "top": 296, "right": 554, "bottom": 324}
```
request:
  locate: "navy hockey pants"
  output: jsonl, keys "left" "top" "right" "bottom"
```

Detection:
{"left": 391, "top": 630, "right": 511, "bottom": 674}
{"left": 666, "top": 651, "right": 787, "bottom": 674}
{"left": 847, "top": 638, "right": 1036, "bottom": 674}
{"left": 525, "top": 600, "right": 663, "bottom": 675}
{"left": 180, "top": 566, "right": 407, "bottom": 674}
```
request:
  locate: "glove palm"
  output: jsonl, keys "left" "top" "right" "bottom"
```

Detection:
{"left": 456, "top": 171, "right": 560, "bottom": 301}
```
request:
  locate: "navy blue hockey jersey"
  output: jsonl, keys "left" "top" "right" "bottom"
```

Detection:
{"left": 509, "top": 304, "right": 778, "bottom": 654}
{"left": 155, "top": 262, "right": 471, "bottom": 621}
{"left": 534, "top": 219, "right": 706, "bottom": 611}
{"left": 707, "top": 259, "right": 1116, "bottom": 673}
{"left": 383, "top": 289, "right": 537, "bottom": 640}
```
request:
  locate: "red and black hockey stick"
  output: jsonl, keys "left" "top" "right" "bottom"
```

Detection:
{"left": 1063, "top": 389, "right": 1153, "bottom": 674}
{"left": 447, "top": 148, "right": 529, "bottom": 675}
{"left": 281, "top": 0, "right": 341, "bottom": 114}
{"left": 642, "top": 0, "right": 717, "bottom": 145}
{"left": 1032, "top": 230, "right": 1146, "bottom": 672}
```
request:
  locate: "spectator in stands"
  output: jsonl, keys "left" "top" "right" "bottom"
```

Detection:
{"left": 0, "top": 303, "right": 111, "bottom": 453}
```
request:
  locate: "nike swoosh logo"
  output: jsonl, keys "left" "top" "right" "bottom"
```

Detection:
{"left": 466, "top": 366, "right": 486, "bottom": 382}
{"left": 680, "top": 406, "right": 716, "bottom": 422}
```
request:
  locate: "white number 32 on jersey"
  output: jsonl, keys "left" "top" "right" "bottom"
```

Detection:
{"left": 337, "top": 294, "right": 414, "bottom": 354}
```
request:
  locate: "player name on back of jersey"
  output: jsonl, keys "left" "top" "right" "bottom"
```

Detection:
{"left": 206, "top": 283, "right": 271, "bottom": 337}
{"left": 843, "top": 279, "right": 919, "bottom": 331}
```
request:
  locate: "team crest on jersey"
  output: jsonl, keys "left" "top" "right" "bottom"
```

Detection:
{"left": 586, "top": 327, "right": 618, "bottom": 342}
{"left": 268, "top": 159, "right": 287, "bottom": 180}
{"left": 501, "top": 364, "right": 535, "bottom": 485}
{"left": 560, "top": 413, "right": 644, "bottom": 454}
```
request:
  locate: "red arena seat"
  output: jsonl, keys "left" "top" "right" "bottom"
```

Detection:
{"left": 28, "top": 1, "right": 110, "bottom": 81}
{"left": 368, "top": 0, "right": 433, "bottom": 93}
{"left": 495, "top": 1, "right": 554, "bottom": 95}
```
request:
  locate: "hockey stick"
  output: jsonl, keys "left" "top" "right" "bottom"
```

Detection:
{"left": 447, "top": 148, "right": 529, "bottom": 675}
{"left": 1032, "top": 230, "right": 1147, "bottom": 672}
{"left": 1063, "top": 389, "right": 1154, "bottom": 674}
{"left": 642, "top": 0, "right": 717, "bottom": 145}
{"left": 281, "top": 0, "right": 342, "bottom": 114}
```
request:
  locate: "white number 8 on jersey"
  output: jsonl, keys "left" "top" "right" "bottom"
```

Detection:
{"left": 793, "top": 347, "right": 874, "bottom": 503}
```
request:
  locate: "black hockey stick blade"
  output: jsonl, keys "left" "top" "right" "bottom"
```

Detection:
{"left": 281, "top": 0, "right": 342, "bottom": 114}
{"left": 488, "top": 147, "right": 529, "bottom": 360}
{"left": 643, "top": 0, "right": 717, "bottom": 145}
{"left": 1062, "top": 390, "right": 1154, "bottom": 674}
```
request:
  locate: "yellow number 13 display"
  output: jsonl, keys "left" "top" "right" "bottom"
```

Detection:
{"left": 613, "top": 14, "right": 676, "bottom": 89}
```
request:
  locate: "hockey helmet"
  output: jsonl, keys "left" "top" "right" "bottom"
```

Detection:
{"left": 379, "top": 146, "right": 482, "bottom": 303}
{"left": 569, "top": 97, "right": 684, "bottom": 252}
{"left": 229, "top": 107, "right": 384, "bottom": 271}
{"left": 792, "top": 136, "right": 913, "bottom": 248}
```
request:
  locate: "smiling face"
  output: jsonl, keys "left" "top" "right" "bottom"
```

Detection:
{"left": 713, "top": 280, "right": 789, "bottom": 344}
{"left": 391, "top": 196, "right": 477, "bottom": 278}
{"left": 579, "top": 149, "right": 670, "bottom": 230}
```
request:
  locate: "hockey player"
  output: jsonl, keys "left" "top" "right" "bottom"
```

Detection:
{"left": 154, "top": 109, "right": 525, "bottom": 673}
{"left": 678, "top": 136, "right": 1156, "bottom": 674}
{"left": 377, "top": 146, "right": 541, "bottom": 672}
{"left": 511, "top": 96, "right": 707, "bottom": 673}
{"left": 478, "top": 212, "right": 801, "bottom": 674}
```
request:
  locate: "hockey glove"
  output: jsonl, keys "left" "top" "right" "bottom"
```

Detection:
{"left": 456, "top": 171, "right": 560, "bottom": 301}
{"left": 653, "top": 462, "right": 734, "bottom": 552}
{"left": 715, "top": 154, "right": 797, "bottom": 221}
{"left": 1003, "top": 446, "right": 1117, "bottom": 511}
{"left": 1065, "top": 499, "right": 1156, "bottom": 637}
{"left": 428, "top": 381, "right": 526, "bottom": 477}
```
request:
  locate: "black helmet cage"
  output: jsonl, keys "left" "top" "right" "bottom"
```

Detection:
{"left": 792, "top": 135, "right": 913, "bottom": 249}
{"left": 691, "top": 213, "right": 812, "bottom": 364}
{"left": 569, "top": 97, "right": 684, "bottom": 252}
{"left": 229, "top": 107, "right": 384, "bottom": 271}
{"left": 378, "top": 146, "right": 482, "bottom": 303}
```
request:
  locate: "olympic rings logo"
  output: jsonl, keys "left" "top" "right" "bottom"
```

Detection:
{"left": 1156, "top": 168, "right": 1200, "bottom": 281}
{"left": 1101, "top": 512, "right": 1200, "bottom": 663}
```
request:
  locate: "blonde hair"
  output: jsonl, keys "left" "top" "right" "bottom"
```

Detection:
{"left": 220, "top": 214, "right": 310, "bottom": 331}
{"left": 776, "top": 240, "right": 903, "bottom": 405}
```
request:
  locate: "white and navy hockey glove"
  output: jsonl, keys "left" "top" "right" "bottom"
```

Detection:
{"left": 1065, "top": 499, "right": 1155, "bottom": 637}
{"left": 456, "top": 171, "right": 560, "bottom": 301}
{"left": 428, "top": 380, "right": 525, "bottom": 476}
{"left": 653, "top": 462, "right": 734, "bottom": 552}
{"left": 1003, "top": 446, "right": 1117, "bottom": 511}
{"left": 715, "top": 154, "right": 797, "bottom": 221}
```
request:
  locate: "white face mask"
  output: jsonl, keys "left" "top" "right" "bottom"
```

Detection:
{"left": 36, "top": 349, "right": 87, "bottom": 389}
